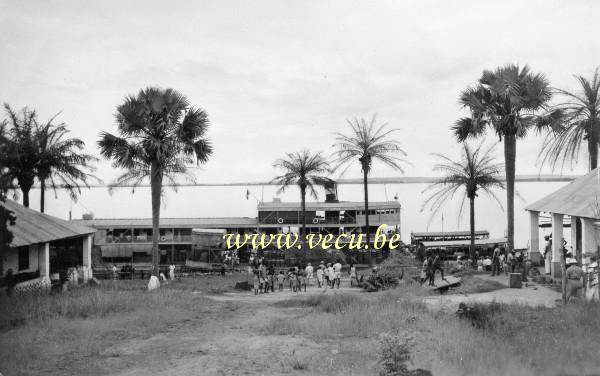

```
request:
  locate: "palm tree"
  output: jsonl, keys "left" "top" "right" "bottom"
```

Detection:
{"left": 36, "top": 113, "right": 98, "bottom": 212}
{"left": 538, "top": 68, "right": 600, "bottom": 171}
{"left": 1, "top": 104, "right": 38, "bottom": 207}
{"left": 0, "top": 120, "right": 17, "bottom": 276}
{"left": 332, "top": 114, "right": 408, "bottom": 262}
{"left": 271, "top": 150, "right": 332, "bottom": 260}
{"left": 421, "top": 143, "right": 504, "bottom": 258}
{"left": 98, "top": 87, "right": 212, "bottom": 277}
{"left": 453, "top": 64, "right": 556, "bottom": 253}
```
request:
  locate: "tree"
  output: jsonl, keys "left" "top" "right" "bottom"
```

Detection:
{"left": 36, "top": 115, "right": 97, "bottom": 212}
{"left": 421, "top": 143, "right": 504, "bottom": 258}
{"left": 98, "top": 87, "right": 212, "bottom": 277}
{"left": 453, "top": 64, "right": 556, "bottom": 253}
{"left": 332, "top": 114, "right": 408, "bottom": 263}
{"left": 0, "top": 120, "right": 16, "bottom": 276}
{"left": 271, "top": 150, "right": 332, "bottom": 261}
{"left": 539, "top": 68, "right": 600, "bottom": 171}
{"left": 1, "top": 104, "right": 38, "bottom": 207}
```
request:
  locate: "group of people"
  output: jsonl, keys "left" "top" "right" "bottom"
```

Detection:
{"left": 250, "top": 260, "right": 358, "bottom": 295}
{"left": 473, "top": 245, "right": 527, "bottom": 277}
{"left": 420, "top": 252, "right": 445, "bottom": 286}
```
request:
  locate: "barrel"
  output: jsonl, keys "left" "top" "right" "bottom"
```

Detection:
{"left": 509, "top": 273, "right": 522, "bottom": 288}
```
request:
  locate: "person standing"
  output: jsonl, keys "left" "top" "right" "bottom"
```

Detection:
{"left": 169, "top": 264, "right": 176, "bottom": 280}
{"left": 277, "top": 271, "right": 285, "bottom": 291}
{"left": 316, "top": 265, "right": 324, "bottom": 288}
{"left": 543, "top": 235, "right": 552, "bottom": 275}
{"left": 305, "top": 263, "right": 314, "bottom": 286}
{"left": 333, "top": 261, "right": 342, "bottom": 289}
{"left": 491, "top": 245, "right": 501, "bottom": 276}
{"left": 349, "top": 263, "right": 357, "bottom": 287}
{"left": 566, "top": 260, "right": 584, "bottom": 302}
{"left": 430, "top": 253, "right": 445, "bottom": 285}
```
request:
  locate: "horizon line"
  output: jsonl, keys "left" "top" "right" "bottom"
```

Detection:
{"left": 25, "top": 174, "right": 581, "bottom": 189}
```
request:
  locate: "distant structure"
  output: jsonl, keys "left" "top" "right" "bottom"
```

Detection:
{"left": 75, "top": 188, "right": 402, "bottom": 269}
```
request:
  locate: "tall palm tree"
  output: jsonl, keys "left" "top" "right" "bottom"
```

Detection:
{"left": 453, "top": 64, "right": 556, "bottom": 253}
{"left": 271, "top": 150, "right": 332, "bottom": 259}
{"left": 36, "top": 114, "right": 97, "bottom": 212}
{"left": 539, "top": 68, "right": 600, "bottom": 171}
{"left": 421, "top": 143, "right": 504, "bottom": 258}
{"left": 0, "top": 120, "right": 17, "bottom": 276}
{"left": 98, "top": 87, "right": 212, "bottom": 277}
{"left": 332, "top": 114, "right": 408, "bottom": 262}
{"left": 1, "top": 104, "right": 38, "bottom": 207}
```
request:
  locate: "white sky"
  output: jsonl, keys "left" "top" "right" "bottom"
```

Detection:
{"left": 0, "top": 0, "right": 598, "bottom": 245}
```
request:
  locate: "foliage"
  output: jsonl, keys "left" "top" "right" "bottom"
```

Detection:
{"left": 332, "top": 114, "right": 408, "bottom": 258}
{"left": 332, "top": 114, "right": 408, "bottom": 176}
{"left": 538, "top": 67, "right": 600, "bottom": 171}
{"left": 453, "top": 64, "right": 557, "bottom": 252}
{"left": 271, "top": 149, "right": 332, "bottom": 201}
{"left": 0, "top": 104, "right": 38, "bottom": 207}
{"left": 421, "top": 142, "right": 504, "bottom": 222}
{"left": 271, "top": 149, "right": 332, "bottom": 254}
{"left": 34, "top": 112, "right": 97, "bottom": 212}
{"left": 98, "top": 87, "right": 212, "bottom": 275}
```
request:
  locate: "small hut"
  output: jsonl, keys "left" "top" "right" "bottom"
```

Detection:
{"left": 525, "top": 169, "right": 600, "bottom": 278}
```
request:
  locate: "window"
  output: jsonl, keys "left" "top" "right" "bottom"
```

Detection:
{"left": 18, "top": 247, "right": 29, "bottom": 271}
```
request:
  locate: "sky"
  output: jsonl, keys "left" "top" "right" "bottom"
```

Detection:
{"left": 0, "top": 0, "right": 599, "bottom": 245}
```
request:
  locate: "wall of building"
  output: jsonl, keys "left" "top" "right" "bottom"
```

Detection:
{"left": 3, "top": 244, "right": 41, "bottom": 275}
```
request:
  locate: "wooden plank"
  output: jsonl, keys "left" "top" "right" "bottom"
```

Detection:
{"left": 421, "top": 275, "right": 461, "bottom": 291}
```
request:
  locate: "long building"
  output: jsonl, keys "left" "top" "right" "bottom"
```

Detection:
{"left": 74, "top": 198, "right": 402, "bottom": 266}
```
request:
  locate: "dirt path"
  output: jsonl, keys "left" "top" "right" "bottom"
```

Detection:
{"left": 207, "top": 284, "right": 365, "bottom": 303}
{"left": 94, "top": 286, "right": 373, "bottom": 376}
{"left": 422, "top": 274, "right": 562, "bottom": 311}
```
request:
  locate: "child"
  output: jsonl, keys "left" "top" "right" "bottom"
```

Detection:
{"left": 277, "top": 271, "right": 285, "bottom": 291}
{"left": 299, "top": 270, "right": 307, "bottom": 292}
{"left": 327, "top": 263, "right": 334, "bottom": 288}
{"left": 349, "top": 263, "right": 357, "bottom": 287}
{"left": 253, "top": 271, "right": 259, "bottom": 295}
{"left": 316, "top": 266, "right": 324, "bottom": 288}
{"left": 291, "top": 271, "right": 299, "bottom": 292}
{"left": 287, "top": 268, "right": 295, "bottom": 291}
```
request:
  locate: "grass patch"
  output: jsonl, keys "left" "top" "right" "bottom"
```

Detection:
{"left": 261, "top": 284, "right": 600, "bottom": 375}
{"left": 0, "top": 279, "right": 225, "bottom": 376}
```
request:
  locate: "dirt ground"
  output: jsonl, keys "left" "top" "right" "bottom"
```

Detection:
{"left": 95, "top": 286, "right": 374, "bottom": 376}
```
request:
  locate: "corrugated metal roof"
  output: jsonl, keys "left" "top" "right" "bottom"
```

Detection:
{"left": 422, "top": 237, "right": 507, "bottom": 248}
{"left": 2, "top": 200, "right": 95, "bottom": 247}
{"left": 73, "top": 217, "right": 258, "bottom": 229}
{"left": 257, "top": 201, "right": 400, "bottom": 211}
{"left": 412, "top": 230, "right": 489, "bottom": 237}
{"left": 525, "top": 169, "right": 600, "bottom": 219}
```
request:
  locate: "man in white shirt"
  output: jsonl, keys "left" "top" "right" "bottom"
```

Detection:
{"left": 305, "top": 263, "right": 314, "bottom": 286}
{"left": 333, "top": 261, "right": 342, "bottom": 289}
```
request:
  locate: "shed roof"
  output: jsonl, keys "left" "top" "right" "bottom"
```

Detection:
{"left": 73, "top": 217, "right": 257, "bottom": 229}
{"left": 421, "top": 237, "right": 507, "bottom": 248}
{"left": 258, "top": 201, "right": 400, "bottom": 211}
{"left": 2, "top": 200, "right": 96, "bottom": 247}
{"left": 525, "top": 169, "right": 600, "bottom": 219}
{"left": 412, "top": 230, "right": 489, "bottom": 238}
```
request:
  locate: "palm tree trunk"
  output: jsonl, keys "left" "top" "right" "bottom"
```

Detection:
{"left": 21, "top": 187, "right": 30, "bottom": 208}
{"left": 504, "top": 133, "right": 516, "bottom": 253}
{"left": 363, "top": 167, "right": 371, "bottom": 264}
{"left": 588, "top": 119, "right": 598, "bottom": 170}
{"left": 150, "top": 162, "right": 162, "bottom": 277}
{"left": 469, "top": 196, "right": 475, "bottom": 259}
{"left": 40, "top": 179, "right": 46, "bottom": 213}
{"left": 300, "top": 185, "right": 307, "bottom": 263}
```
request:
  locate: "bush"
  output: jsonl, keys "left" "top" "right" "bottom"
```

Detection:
{"left": 378, "top": 331, "right": 432, "bottom": 376}
{"left": 456, "top": 301, "right": 504, "bottom": 329}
